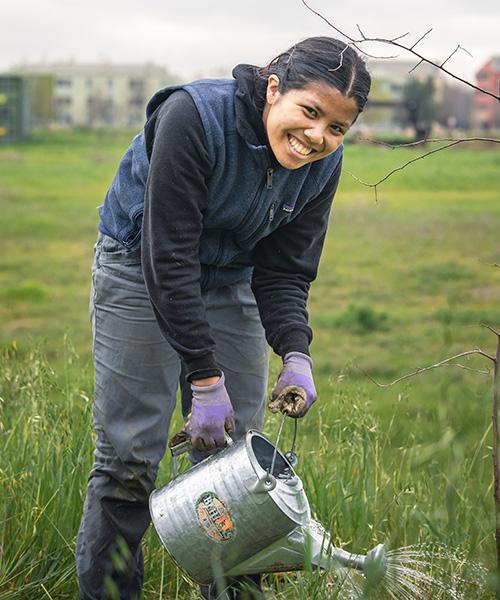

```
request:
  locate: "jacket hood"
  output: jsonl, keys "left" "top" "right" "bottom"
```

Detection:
{"left": 232, "top": 63, "right": 268, "bottom": 148}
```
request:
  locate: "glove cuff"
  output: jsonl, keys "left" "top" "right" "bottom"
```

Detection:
{"left": 283, "top": 352, "right": 313, "bottom": 370}
{"left": 191, "top": 372, "right": 228, "bottom": 405}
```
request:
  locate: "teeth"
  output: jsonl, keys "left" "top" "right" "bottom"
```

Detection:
{"left": 288, "top": 135, "right": 312, "bottom": 156}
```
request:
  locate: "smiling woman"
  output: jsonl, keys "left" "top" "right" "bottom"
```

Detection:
{"left": 260, "top": 38, "right": 369, "bottom": 170}
{"left": 75, "top": 36, "right": 371, "bottom": 600}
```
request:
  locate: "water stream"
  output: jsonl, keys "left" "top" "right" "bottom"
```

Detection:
{"left": 331, "top": 543, "right": 489, "bottom": 599}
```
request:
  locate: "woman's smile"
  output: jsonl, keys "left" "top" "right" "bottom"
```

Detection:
{"left": 287, "top": 134, "right": 315, "bottom": 157}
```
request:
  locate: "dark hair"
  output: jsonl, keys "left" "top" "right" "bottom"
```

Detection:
{"left": 258, "top": 36, "right": 371, "bottom": 115}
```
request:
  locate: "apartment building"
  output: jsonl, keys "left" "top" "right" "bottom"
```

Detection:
{"left": 10, "top": 62, "right": 178, "bottom": 128}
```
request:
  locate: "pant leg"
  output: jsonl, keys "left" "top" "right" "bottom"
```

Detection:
{"left": 180, "top": 280, "right": 268, "bottom": 432}
{"left": 208, "top": 279, "right": 269, "bottom": 438}
{"left": 76, "top": 235, "right": 181, "bottom": 600}
{"left": 180, "top": 279, "right": 269, "bottom": 464}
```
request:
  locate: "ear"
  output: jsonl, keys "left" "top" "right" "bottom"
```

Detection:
{"left": 265, "top": 74, "right": 281, "bottom": 105}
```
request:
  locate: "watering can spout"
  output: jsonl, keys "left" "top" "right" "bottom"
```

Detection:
{"left": 228, "top": 518, "right": 388, "bottom": 588}
{"left": 362, "top": 543, "right": 389, "bottom": 587}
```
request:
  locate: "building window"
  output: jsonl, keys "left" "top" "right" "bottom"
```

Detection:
{"left": 56, "top": 79, "right": 72, "bottom": 88}
{"left": 129, "top": 79, "right": 145, "bottom": 92}
{"left": 55, "top": 96, "right": 72, "bottom": 106}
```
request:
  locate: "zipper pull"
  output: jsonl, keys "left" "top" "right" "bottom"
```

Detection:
{"left": 266, "top": 168, "right": 274, "bottom": 190}
{"left": 269, "top": 203, "right": 275, "bottom": 222}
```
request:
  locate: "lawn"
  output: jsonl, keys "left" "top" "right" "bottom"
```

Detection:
{"left": 0, "top": 130, "right": 499, "bottom": 598}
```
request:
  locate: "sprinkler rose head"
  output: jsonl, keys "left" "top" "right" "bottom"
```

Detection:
{"left": 363, "top": 544, "right": 388, "bottom": 589}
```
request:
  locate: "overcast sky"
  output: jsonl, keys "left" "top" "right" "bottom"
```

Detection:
{"left": 3, "top": 0, "right": 498, "bottom": 82}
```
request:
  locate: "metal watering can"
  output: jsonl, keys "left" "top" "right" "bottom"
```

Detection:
{"left": 149, "top": 419, "right": 387, "bottom": 588}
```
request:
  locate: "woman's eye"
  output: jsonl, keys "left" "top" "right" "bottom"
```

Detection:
{"left": 331, "top": 125, "right": 343, "bottom": 134}
{"left": 305, "top": 106, "right": 317, "bottom": 117}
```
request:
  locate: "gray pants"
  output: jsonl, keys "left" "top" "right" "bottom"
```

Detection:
{"left": 76, "top": 234, "right": 269, "bottom": 600}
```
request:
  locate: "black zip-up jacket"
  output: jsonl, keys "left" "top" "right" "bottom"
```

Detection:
{"left": 142, "top": 65, "right": 342, "bottom": 381}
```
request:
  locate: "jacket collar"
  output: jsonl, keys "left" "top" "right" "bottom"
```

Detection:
{"left": 232, "top": 64, "right": 270, "bottom": 151}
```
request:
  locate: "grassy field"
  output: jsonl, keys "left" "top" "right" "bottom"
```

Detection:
{"left": 0, "top": 130, "right": 499, "bottom": 598}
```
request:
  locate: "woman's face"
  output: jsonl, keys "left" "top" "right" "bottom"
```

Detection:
{"left": 262, "top": 75, "right": 359, "bottom": 170}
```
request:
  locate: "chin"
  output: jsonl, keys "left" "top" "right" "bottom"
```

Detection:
{"left": 277, "top": 159, "right": 302, "bottom": 170}
{"left": 276, "top": 152, "right": 313, "bottom": 170}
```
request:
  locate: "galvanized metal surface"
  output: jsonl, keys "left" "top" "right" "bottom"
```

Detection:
{"left": 149, "top": 430, "right": 310, "bottom": 584}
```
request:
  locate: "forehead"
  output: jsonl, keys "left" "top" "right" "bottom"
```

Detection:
{"left": 289, "top": 81, "right": 359, "bottom": 125}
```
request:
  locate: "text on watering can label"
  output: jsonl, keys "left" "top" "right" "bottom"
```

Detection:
{"left": 195, "top": 492, "right": 235, "bottom": 542}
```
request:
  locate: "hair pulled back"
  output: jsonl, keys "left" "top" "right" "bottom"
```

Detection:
{"left": 259, "top": 36, "right": 371, "bottom": 115}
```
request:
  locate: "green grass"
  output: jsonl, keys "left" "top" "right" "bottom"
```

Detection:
{"left": 0, "top": 130, "right": 499, "bottom": 598}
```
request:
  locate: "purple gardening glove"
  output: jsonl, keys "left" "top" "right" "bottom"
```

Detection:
{"left": 269, "top": 352, "right": 317, "bottom": 418}
{"left": 186, "top": 372, "right": 235, "bottom": 451}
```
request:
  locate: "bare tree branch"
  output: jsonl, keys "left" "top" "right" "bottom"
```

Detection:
{"left": 362, "top": 349, "right": 494, "bottom": 388}
{"left": 300, "top": 0, "right": 398, "bottom": 59}
{"left": 357, "top": 137, "right": 500, "bottom": 149}
{"left": 346, "top": 138, "right": 500, "bottom": 191}
{"left": 300, "top": 0, "right": 500, "bottom": 100}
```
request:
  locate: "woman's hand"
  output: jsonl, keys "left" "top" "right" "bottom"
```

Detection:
{"left": 187, "top": 372, "right": 235, "bottom": 451}
{"left": 269, "top": 352, "right": 317, "bottom": 418}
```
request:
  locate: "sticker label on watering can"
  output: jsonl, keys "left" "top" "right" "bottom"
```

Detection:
{"left": 195, "top": 492, "right": 235, "bottom": 542}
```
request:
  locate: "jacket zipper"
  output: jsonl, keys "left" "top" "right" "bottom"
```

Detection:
{"left": 267, "top": 168, "right": 275, "bottom": 222}
{"left": 236, "top": 165, "right": 274, "bottom": 235}
{"left": 266, "top": 168, "right": 274, "bottom": 190}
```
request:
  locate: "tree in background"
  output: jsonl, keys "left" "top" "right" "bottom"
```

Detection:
{"left": 403, "top": 76, "right": 436, "bottom": 141}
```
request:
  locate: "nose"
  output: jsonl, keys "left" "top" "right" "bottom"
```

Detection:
{"left": 303, "top": 124, "right": 325, "bottom": 147}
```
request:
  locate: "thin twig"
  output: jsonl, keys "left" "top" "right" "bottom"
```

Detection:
{"left": 441, "top": 45, "right": 461, "bottom": 68}
{"left": 356, "top": 24, "right": 367, "bottom": 39}
{"left": 482, "top": 323, "right": 500, "bottom": 338}
{"left": 408, "top": 59, "right": 425, "bottom": 74}
{"left": 391, "top": 32, "right": 410, "bottom": 43}
{"left": 362, "top": 349, "right": 495, "bottom": 388}
{"left": 410, "top": 28, "right": 433, "bottom": 50}
{"left": 328, "top": 44, "right": 350, "bottom": 72}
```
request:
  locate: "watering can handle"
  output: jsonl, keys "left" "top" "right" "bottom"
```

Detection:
{"left": 169, "top": 432, "right": 233, "bottom": 479}
{"left": 266, "top": 414, "right": 300, "bottom": 481}
{"left": 274, "top": 414, "right": 299, "bottom": 466}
